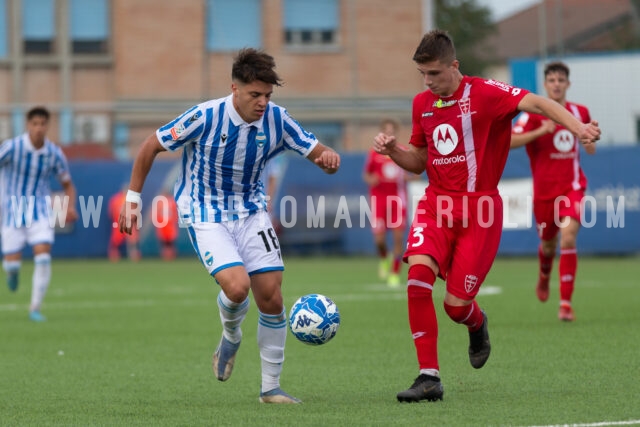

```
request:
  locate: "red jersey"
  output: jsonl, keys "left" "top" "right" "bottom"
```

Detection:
{"left": 512, "top": 102, "right": 590, "bottom": 201}
{"left": 364, "top": 149, "right": 407, "bottom": 200}
{"left": 410, "top": 76, "right": 529, "bottom": 193}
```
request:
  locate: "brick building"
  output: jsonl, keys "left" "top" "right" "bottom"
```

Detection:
{"left": 0, "top": 0, "right": 432, "bottom": 157}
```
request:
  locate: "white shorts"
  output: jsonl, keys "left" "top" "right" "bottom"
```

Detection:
{"left": 2, "top": 220, "right": 55, "bottom": 255}
{"left": 187, "top": 211, "right": 284, "bottom": 276}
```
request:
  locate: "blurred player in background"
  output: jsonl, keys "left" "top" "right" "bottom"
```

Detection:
{"left": 261, "top": 155, "right": 285, "bottom": 234}
{"left": 374, "top": 30, "right": 600, "bottom": 403}
{"left": 119, "top": 48, "right": 340, "bottom": 404}
{"left": 511, "top": 61, "right": 596, "bottom": 322}
{"left": 153, "top": 191, "right": 179, "bottom": 261}
{"left": 363, "top": 118, "right": 412, "bottom": 287}
{"left": 0, "top": 106, "right": 78, "bottom": 321}
{"left": 108, "top": 187, "right": 141, "bottom": 262}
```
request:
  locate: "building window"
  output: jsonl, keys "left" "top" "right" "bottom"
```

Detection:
{"left": 283, "top": 0, "right": 338, "bottom": 48}
{"left": 0, "top": 0, "right": 7, "bottom": 58}
{"left": 304, "top": 122, "right": 343, "bottom": 150}
{"left": 23, "top": 0, "right": 56, "bottom": 54}
{"left": 207, "top": 0, "right": 261, "bottom": 51}
{"left": 70, "top": 0, "right": 109, "bottom": 54}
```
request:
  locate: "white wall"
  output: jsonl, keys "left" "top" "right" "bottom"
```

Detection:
{"left": 534, "top": 52, "right": 640, "bottom": 145}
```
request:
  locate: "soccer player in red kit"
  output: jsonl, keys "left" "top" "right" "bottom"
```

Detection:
{"left": 363, "top": 118, "right": 410, "bottom": 287}
{"left": 373, "top": 30, "right": 600, "bottom": 403}
{"left": 511, "top": 62, "right": 596, "bottom": 322}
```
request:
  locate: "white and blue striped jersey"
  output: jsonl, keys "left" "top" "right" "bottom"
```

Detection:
{"left": 156, "top": 94, "right": 318, "bottom": 223}
{"left": 0, "top": 134, "right": 71, "bottom": 226}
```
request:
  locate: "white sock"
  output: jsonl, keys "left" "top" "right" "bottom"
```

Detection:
{"left": 420, "top": 368, "right": 440, "bottom": 379}
{"left": 30, "top": 253, "right": 51, "bottom": 312}
{"left": 3, "top": 259, "right": 21, "bottom": 275}
{"left": 258, "top": 309, "right": 287, "bottom": 393}
{"left": 217, "top": 291, "right": 249, "bottom": 344}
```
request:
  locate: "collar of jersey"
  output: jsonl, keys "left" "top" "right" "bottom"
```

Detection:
{"left": 22, "top": 132, "right": 49, "bottom": 152}
{"left": 225, "top": 94, "right": 265, "bottom": 130}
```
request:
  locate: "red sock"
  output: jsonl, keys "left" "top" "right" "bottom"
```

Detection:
{"left": 559, "top": 248, "right": 577, "bottom": 303}
{"left": 377, "top": 245, "right": 387, "bottom": 259}
{"left": 392, "top": 257, "right": 402, "bottom": 274}
{"left": 443, "top": 300, "right": 484, "bottom": 332}
{"left": 407, "top": 264, "right": 438, "bottom": 371}
{"left": 538, "top": 245, "right": 554, "bottom": 277}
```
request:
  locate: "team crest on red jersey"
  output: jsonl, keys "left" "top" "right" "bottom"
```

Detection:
{"left": 457, "top": 97, "right": 476, "bottom": 117}
{"left": 464, "top": 274, "right": 479, "bottom": 294}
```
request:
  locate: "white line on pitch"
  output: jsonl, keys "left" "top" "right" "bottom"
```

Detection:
{"left": 522, "top": 419, "right": 640, "bottom": 427}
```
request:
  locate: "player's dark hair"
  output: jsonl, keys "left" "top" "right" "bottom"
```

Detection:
{"left": 379, "top": 118, "right": 399, "bottom": 132}
{"left": 413, "top": 29, "right": 456, "bottom": 65}
{"left": 544, "top": 61, "right": 570, "bottom": 79}
{"left": 232, "top": 48, "right": 283, "bottom": 86}
{"left": 26, "top": 106, "right": 50, "bottom": 121}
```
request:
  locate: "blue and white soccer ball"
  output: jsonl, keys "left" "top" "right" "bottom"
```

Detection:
{"left": 288, "top": 294, "right": 340, "bottom": 345}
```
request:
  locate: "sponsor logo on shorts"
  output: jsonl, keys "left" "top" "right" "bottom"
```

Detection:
{"left": 204, "top": 251, "right": 214, "bottom": 266}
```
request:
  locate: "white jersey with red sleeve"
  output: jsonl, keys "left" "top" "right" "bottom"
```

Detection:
{"left": 409, "top": 76, "right": 529, "bottom": 193}
{"left": 512, "top": 102, "right": 590, "bottom": 201}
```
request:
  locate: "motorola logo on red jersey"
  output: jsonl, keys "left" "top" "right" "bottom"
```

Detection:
{"left": 432, "top": 124, "right": 458, "bottom": 155}
{"left": 553, "top": 129, "right": 575, "bottom": 152}
{"left": 431, "top": 124, "right": 467, "bottom": 166}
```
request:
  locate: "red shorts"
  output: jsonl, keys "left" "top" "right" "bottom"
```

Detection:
{"left": 534, "top": 189, "right": 584, "bottom": 241}
{"left": 370, "top": 194, "right": 406, "bottom": 233}
{"left": 110, "top": 228, "right": 139, "bottom": 247}
{"left": 404, "top": 188, "right": 503, "bottom": 300}
{"left": 156, "top": 225, "right": 178, "bottom": 243}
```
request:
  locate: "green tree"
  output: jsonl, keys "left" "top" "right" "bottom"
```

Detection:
{"left": 435, "top": 0, "right": 498, "bottom": 77}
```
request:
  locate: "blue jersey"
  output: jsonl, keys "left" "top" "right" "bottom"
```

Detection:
{"left": 0, "top": 134, "right": 71, "bottom": 226}
{"left": 156, "top": 94, "right": 318, "bottom": 223}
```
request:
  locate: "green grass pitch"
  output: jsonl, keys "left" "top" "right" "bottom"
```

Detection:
{"left": 1, "top": 255, "right": 639, "bottom": 426}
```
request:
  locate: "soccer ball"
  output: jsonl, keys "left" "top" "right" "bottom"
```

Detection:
{"left": 288, "top": 294, "right": 340, "bottom": 345}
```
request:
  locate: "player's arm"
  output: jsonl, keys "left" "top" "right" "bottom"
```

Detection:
{"left": 517, "top": 93, "right": 600, "bottom": 146}
{"left": 118, "top": 133, "right": 167, "bottom": 234}
{"left": 307, "top": 143, "right": 340, "bottom": 174}
{"left": 60, "top": 179, "right": 78, "bottom": 222}
{"left": 510, "top": 120, "right": 555, "bottom": 149}
{"left": 362, "top": 171, "right": 378, "bottom": 187}
{"left": 373, "top": 133, "right": 426, "bottom": 175}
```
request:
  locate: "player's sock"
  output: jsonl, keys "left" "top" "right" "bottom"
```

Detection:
{"left": 377, "top": 244, "right": 387, "bottom": 259}
{"left": 407, "top": 264, "right": 439, "bottom": 371}
{"left": 3, "top": 259, "right": 21, "bottom": 274}
{"left": 30, "top": 254, "right": 51, "bottom": 312}
{"left": 538, "top": 244, "right": 554, "bottom": 278}
{"left": 258, "top": 309, "right": 287, "bottom": 393}
{"left": 3, "top": 260, "right": 21, "bottom": 290}
{"left": 377, "top": 246, "right": 389, "bottom": 279}
{"left": 4, "top": 260, "right": 21, "bottom": 292}
{"left": 217, "top": 291, "right": 249, "bottom": 344}
{"left": 559, "top": 248, "right": 577, "bottom": 303}
{"left": 443, "top": 300, "right": 484, "bottom": 332}
{"left": 392, "top": 256, "right": 402, "bottom": 274}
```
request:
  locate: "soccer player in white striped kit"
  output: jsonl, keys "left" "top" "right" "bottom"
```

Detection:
{"left": 0, "top": 106, "right": 78, "bottom": 322}
{"left": 119, "top": 48, "right": 340, "bottom": 404}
